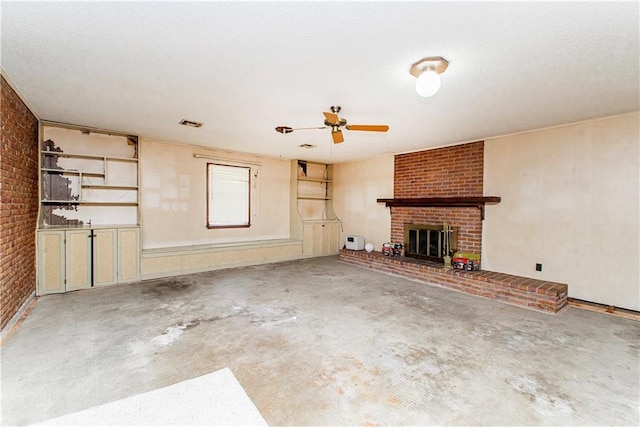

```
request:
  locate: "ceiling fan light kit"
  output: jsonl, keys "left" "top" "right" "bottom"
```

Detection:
{"left": 275, "top": 106, "right": 389, "bottom": 144}
{"left": 275, "top": 126, "right": 294, "bottom": 134}
{"left": 410, "top": 56, "right": 449, "bottom": 98}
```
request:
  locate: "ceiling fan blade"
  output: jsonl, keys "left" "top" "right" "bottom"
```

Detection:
{"left": 345, "top": 124, "right": 389, "bottom": 132}
{"left": 323, "top": 112, "right": 340, "bottom": 125}
{"left": 332, "top": 130, "right": 344, "bottom": 144}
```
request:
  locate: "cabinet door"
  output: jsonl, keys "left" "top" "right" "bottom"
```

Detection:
{"left": 303, "top": 222, "right": 325, "bottom": 257}
{"left": 93, "top": 229, "right": 118, "bottom": 286}
{"left": 327, "top": 222, "right": 341, "bottom": 255}
{"left": 303, "top": 222, "right": 315, "bottom": 257}
{"left": 303, "top": 221, "right": 341, "bottom": 257}
{"left": 319, "top": 222, "right": 340, "bottom": 255}
{"left": 37, "top": 231, "right": 65, "bottom": 295}
{"left": 65, "top": 229, "right": 92, "bottom": 291}
{"left": 312, "top": 223, "right": 324, "bottom": 256}
{"left": 321, "top": 223, "right": 332, "bottom": 255}
{"left": 118, "top": 227, "right": 140, "bottom": 283}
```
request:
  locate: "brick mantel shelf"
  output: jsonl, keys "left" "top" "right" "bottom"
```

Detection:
{"left": 377, "top": 196, "right": 501, "bottom": 220}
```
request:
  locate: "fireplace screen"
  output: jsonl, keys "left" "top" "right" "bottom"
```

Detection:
{"left": 404, "top": 224, "right": 458, "bottom": 262}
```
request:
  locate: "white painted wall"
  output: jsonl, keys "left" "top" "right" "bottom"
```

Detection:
{"left": 483, "top": 113, "right": 639, "bottom": 310}
{"left": 139, "top": 138, "right": 291, "bottom": 249}
{"left": 333, "top": 155, "right": 394, "bottom": 251}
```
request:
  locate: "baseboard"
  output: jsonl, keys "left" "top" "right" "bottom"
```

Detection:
{"left": 568, "top": 298, "right": 640, "bottom": 321}
{"left": 0, "top": 291, "right": 37, "bottom": 345}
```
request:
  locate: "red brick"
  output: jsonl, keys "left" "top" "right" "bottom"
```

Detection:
{"left": 390, "top": 142, "right": 484, "bottom": 254}
{"left": 1, "top": 76, "right": 39, "bottom": 330}
{"left": 339, "top": 249, "right": 568, "bottom": 314}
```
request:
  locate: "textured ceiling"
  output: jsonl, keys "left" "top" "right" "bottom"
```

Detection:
{"left": 2, "top": 1, "right": 638, "bottom": 163}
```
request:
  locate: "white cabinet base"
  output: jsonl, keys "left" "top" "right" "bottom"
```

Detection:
{"left": 93, "top": 229, "right": 118, "bottom": 286}
{"left": 37, "top": 226, "right": 140, "bottom": 295}
{"left": 302, "top": 220, "right": 340, "bottom": 257}
{"left": 118, "top": 228, "right": 140, "bottom": 283}
{"left": 38, "top": 231, "right": 66, "bottom": 295}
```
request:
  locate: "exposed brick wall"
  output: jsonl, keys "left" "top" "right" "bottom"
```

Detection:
{"left": 391, "top": 142, "right": 484, "bottom": 253}
{"left": 1, "top": 76, "right": 39, "bottom": 331}
{"left": 339, "top": 249, "right": 568, "bottom": 314}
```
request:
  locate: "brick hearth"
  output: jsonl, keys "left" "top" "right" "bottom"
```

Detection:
{"left": 339, "top": 249, "right": 568, "bottom": 314}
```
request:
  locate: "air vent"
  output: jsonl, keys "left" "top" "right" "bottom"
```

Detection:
{"left": 179, "top": 119, "right": 203, "bottom": 128}
{"left": 298, "top": 144, "right": 317, "bottom": 149}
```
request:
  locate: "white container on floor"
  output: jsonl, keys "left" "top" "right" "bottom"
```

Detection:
{"left": 345, "top": 236, "right": 365, "bottom": 250}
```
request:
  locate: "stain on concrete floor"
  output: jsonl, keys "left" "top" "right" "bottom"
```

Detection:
{"left": 1, "top": 256, "right": 638, "bottom": 425}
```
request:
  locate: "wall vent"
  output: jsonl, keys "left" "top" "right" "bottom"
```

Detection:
{"left": 179, "top": 119, "right": 203, "bottom": 128}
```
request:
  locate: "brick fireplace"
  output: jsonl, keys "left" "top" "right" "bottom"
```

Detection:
{"left": 391, "top": 141, "right": 484, "bottom": 254}
{"left": 339, "top": 140, "right": 568, "bottom": 314}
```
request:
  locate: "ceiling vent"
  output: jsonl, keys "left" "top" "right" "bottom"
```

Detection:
{"left": 298, "top": 144, "right": 317, "bottom": 149}
{"left": 179, "top": 119, "right": 203, "bottom": 128}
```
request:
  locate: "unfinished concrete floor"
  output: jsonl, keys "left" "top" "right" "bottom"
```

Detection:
{"left": 2, "top": 256, "right": 639, "bottom": 426}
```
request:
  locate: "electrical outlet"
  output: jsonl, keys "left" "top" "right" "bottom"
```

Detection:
{"left": 536, "top": 263, "right": 542, "bottom": 272}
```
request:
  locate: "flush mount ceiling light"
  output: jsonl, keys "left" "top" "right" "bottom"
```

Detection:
{"left": 410, "top": 56, "right": 449, "bottom": 98}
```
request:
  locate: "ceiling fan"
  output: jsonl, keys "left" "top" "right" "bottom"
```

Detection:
{"left": 275, "top": 106, "right": 389, "bottom": 144}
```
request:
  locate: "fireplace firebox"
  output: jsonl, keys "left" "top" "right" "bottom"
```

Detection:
{"left": 404, "top": 224, "right": 458, "bottom": 263}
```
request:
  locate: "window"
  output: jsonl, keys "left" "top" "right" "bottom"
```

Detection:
{"left": 207, "top": 163, "right": 250, "bottom": 228}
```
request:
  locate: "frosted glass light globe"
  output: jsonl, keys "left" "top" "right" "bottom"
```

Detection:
{"left": 415, "top": 70, "right": 441, "bottom": 97}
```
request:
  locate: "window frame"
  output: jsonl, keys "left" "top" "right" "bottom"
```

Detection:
{"left": 206, "top": 162, "right": 251, "bottom": 229}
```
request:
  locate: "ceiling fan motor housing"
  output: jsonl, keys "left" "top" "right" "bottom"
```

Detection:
{"left": 324, "top": 118, "right": 348, "bottom": 127}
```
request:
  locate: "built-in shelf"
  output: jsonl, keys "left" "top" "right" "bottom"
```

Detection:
{"left": 377, "top": 196, "right": 501, "bottom": 220}
{"left": 298, "top": 178, "right": 332, "bottom": 183}
{"left": 40, "top": 125, "right": 139, "bottom": 227}
{"left": 42, "top": 200, "right": 137, "bottom": 206}
{"left": 42, "top": 168, "right": 79, "bottom": 174}
{"left": 42, "top": 200, "right": 80, "bottom": 204}
{"left": 296, "top": 161, "right": 333, "bottom": 204}
{"left": 81, "top": 184, "right": 138, "bottom": 190}
{"left": 41, "top": 151, "right": 138, "bottom": 162}
{"left": 80, "top": 201, "right": 138, "bottom": 206}
{"left": 41, "top": 168, "right": 105, "bottom": 177}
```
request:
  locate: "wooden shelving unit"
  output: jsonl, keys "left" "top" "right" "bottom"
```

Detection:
{"left": 296, "top": 160, "right": 332, "bottom": 206}
{"left": 37, "top": 124, "right": 142, "bottom": 295}
{"left": 40, "top": 142, "right": 138, "bottom": 217}
{"left": 298, "top": 177, "right": 332, "bottom": 183}
{"left": 294, "top": 160, "right": 341, "bottom": 257}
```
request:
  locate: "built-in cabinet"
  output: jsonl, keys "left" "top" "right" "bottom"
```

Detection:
{"left": 37, "top": 227, "right": 140, "bottom": 295}
{"left": 37, "top": 123, "right": 141, "bottom": 295}
{"left": 293, "top": 160, "right": 342, "bottom": 257}
{"left": 37, "top": 229, "right": 91, "bottom": 294}
{"left": 118, "top": 228, "right": 140, "bottom": 283}
{"left": 302, "top": 220, "right": 341, "bottom": 257}
{"left": 92, "top": 228, "right": 118, "bottom": 286}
